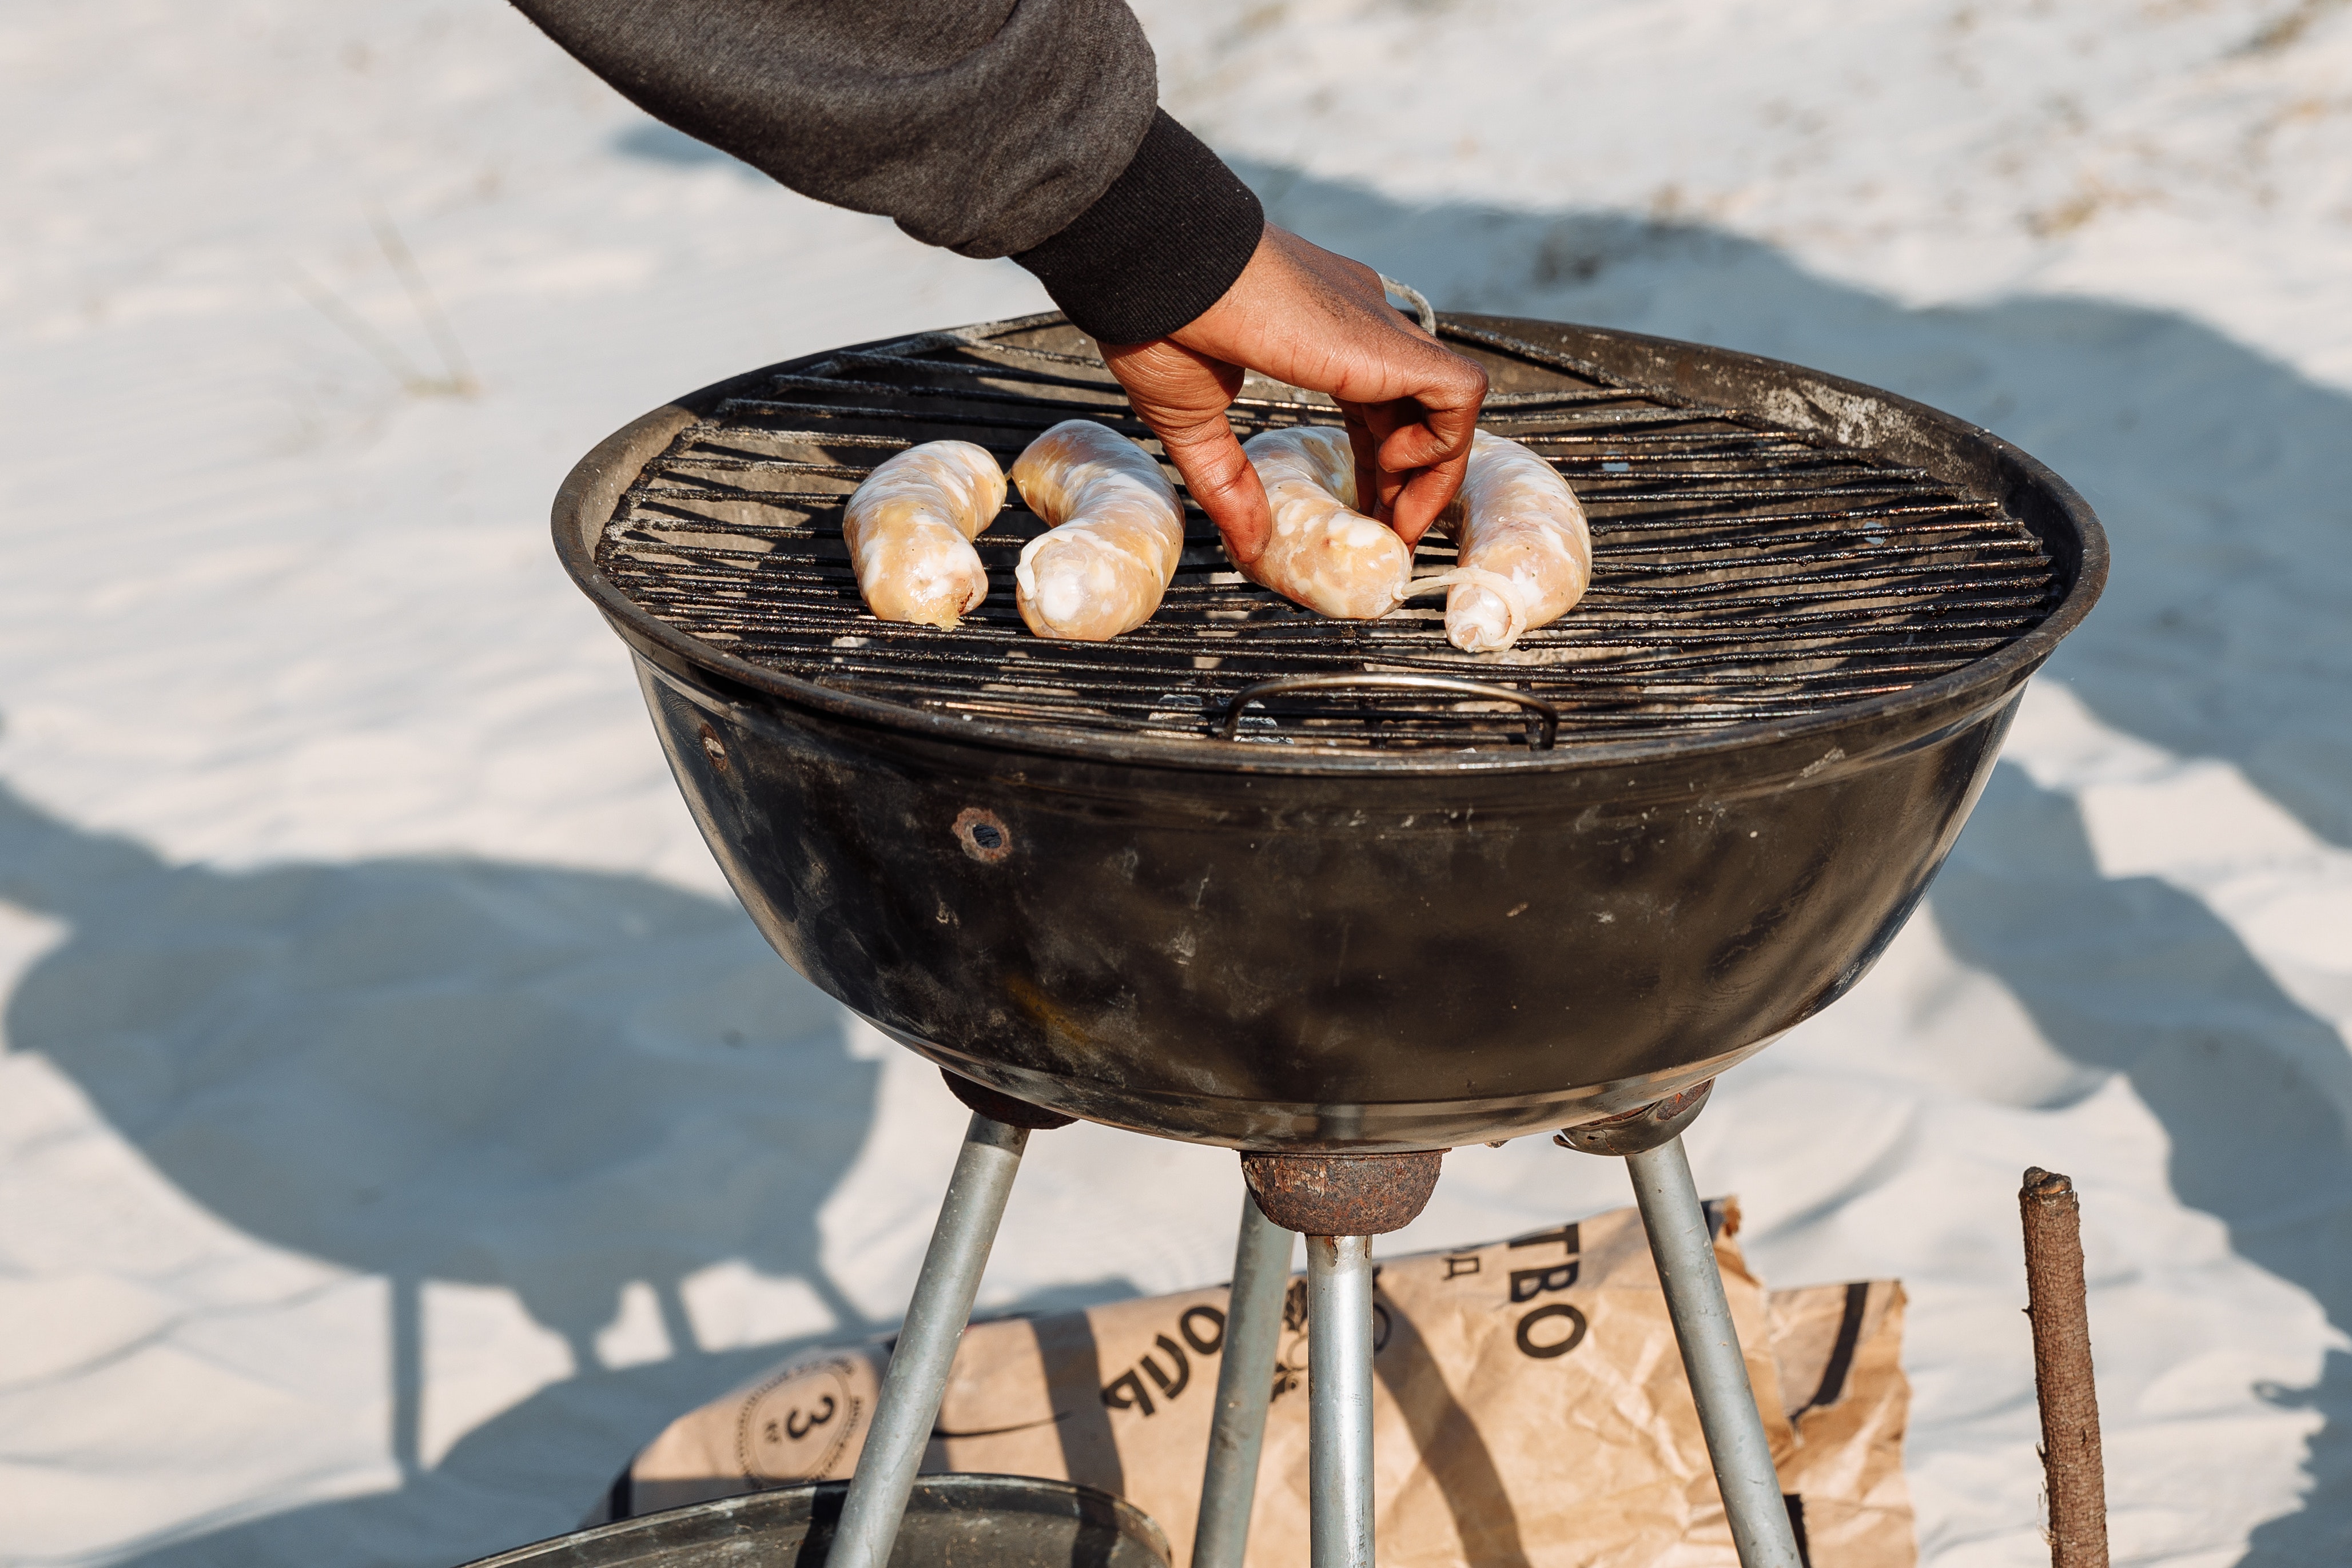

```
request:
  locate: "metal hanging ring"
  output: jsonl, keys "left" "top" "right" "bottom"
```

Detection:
{"left": 1377, "top": 275, "right": 1438, "bottom": 336}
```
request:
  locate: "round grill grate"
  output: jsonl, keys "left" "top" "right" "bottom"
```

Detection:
{"left": 594, "top": 317, "right": 2060, "bottom": 753}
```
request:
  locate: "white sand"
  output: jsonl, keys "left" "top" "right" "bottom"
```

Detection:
{"left": 2, "top": 2, "right": 2349, "bottom": 1564}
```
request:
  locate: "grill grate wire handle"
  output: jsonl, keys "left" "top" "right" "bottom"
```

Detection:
{"left": 1220, "top": 674, "right": 1559, "bottom": 750}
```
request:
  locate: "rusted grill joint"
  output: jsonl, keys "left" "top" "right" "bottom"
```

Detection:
{"left": 1240, "top": 1150, "right": 1444, "bottom": 1236}
{"left": 941, "top": 1068, "right": 1076, "bottom": 1131}
{"left": 1553, "top": 1079, "right": 1714, "bottom": 1156}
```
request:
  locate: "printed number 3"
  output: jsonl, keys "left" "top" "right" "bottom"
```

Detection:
{"left": 786, "top": 1395, "right": 838, "bottom": 1440}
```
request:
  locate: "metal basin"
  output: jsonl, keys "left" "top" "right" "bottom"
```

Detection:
{"left": 555, "top": 315, "right": 2105, "bottom": 1150}
{"left": 456, "top": 1476, "right": 1169, "bottom": 1568}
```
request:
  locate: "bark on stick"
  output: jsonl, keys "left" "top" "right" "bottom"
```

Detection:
{"left": 2021, "top": 1167, "right": 2107, "bottom": 1568}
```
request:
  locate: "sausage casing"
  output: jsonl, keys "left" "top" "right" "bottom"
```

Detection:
{"left": 842, "top": 440, "right": 1005, "bottom": 628}
{"left": 1236, "top": 424, "right": 1591, "bottom": 649}
{"left": 1437, "top": 431, "right": 1593, "bottom": 652}
{"left": 1011, "top": 420, "right": 1186, "bottom": 640}
{"left": 1235, "top": 425, "right": 1414, "bottom": 618}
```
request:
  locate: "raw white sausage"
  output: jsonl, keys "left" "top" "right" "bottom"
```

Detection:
{"left": 1235, "top": 425, "right": 1414, "bottom": 619}
{"left": 1010, "top": 420, "right": 1187, "bottom": 640}
{"left": 842, "top": 440, "right": 1005, "bottom": 628}
{"left": 1237, "top": 424, "right": 1591, "bottom": 651}
{"left": 1435, "top": 431, "right": 1593, "bottom": 653}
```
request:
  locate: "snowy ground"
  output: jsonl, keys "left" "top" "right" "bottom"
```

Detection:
{"left": 2, "top": 2, "right": 2349, "bottom": 1565}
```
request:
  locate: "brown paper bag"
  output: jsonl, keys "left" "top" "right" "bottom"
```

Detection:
{"left": 611, "top": 1203, "right": 1913, "bottom": 1567}
{"left": 1764, "top": 1279, "right": 1914, "bottom": 1566}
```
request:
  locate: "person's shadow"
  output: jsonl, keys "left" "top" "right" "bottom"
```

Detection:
{"left": 1232, "top": 165, "right": 2352, "bottom": 1557}
{"left": 0, "top": 777, "right": 884, "bottom": 1562}
{"left": 30, "top": 157, "right": 2352, "bottom": 1566}
{"left": 1932, "top": 766, "right": 2352, "bottom": 1566}
{"left": 1240, "top": 160, "right": 2352, "bottom": 857}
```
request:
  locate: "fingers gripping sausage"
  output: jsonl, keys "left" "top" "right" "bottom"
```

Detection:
{"left": 1011, "top": 420, "right": 1187, "bottom": 640}
{"left": 1435, "top": 431, "right": 1593, "bottom": 653}
{"left": 842, "top": 440, "right": 1005, "bottom": 628}
{"left": 1235, "top": 425, "right": 1415, "bottom": 619}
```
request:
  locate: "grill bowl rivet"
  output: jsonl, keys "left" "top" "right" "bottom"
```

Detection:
{"left": 697, "top": 725, "right": 728, "bottom": 770}
{"left": 953, "top": 807, "right": 1013, "bottom": 863}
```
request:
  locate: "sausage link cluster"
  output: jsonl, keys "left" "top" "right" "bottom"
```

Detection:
{"left": 840, "top": 421, "right": 1589, "bottom": 652}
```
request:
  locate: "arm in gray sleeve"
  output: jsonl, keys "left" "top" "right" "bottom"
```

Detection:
{"left": 510, "top": 0, "right": 1265, "bottom": 344}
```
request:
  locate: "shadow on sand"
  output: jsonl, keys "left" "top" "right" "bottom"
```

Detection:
{"left": 0, "top": 778, "right": 881, "bottom": 1564}
{"left": 612, "top": 120, "right": 758, "bottom": 173}
{"left": 1932, "top": 766, "right": 2352, "bottom": 1566}
{"left": 1231, "top": 166, "right": 2352, "bottom": 1562}
{"left": 1238, "top": 160, "right": 2352, "bottom": 855}
{"left": 15, "top": 162, "right": 2351, "bottom": 1563}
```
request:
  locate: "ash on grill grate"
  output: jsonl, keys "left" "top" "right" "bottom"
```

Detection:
{"left": 595, "top": 321, "right": 2059, "bottom": 751}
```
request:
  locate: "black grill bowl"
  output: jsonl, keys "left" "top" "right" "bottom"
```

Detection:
{"left": 455, "top": 1475, "right": 1168, "bottom": 1568}
{"left": 554, "top": 314, "right": 2104, "bottom": 1151}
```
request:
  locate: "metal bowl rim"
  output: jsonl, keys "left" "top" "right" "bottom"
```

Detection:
{"left": 554, "top": 311, "right": 2108, "bottom": 779}
{"left": 451, "top": 1473, "right": 1169, "bottom": 1568}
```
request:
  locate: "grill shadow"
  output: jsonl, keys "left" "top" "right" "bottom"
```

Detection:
{"left": 0, "top": 777, "right": 881, "bottom": 1547}
{"left": 1933, "top": 766, "right": 2352, "bottom": 1566}
{"left": 1239, "top": 160, "right": 2352, "bottom": 1557}
{"left": 1229, "top": 167, "right": 2352, "bottom": 1559}
{"left": 19, "top": 168, "right": 2352, "bottom": 1567}
{"left": 1235, "top": 160, "right": 2352, "bottom": 852}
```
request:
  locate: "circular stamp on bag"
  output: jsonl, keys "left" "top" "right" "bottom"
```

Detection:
{"left": 737, "top": 1355, "right": 868, "bottom": 1483}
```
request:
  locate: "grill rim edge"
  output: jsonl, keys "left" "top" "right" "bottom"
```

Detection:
{"left": 552, "top": 311, "right": 2109, "bottom": 778}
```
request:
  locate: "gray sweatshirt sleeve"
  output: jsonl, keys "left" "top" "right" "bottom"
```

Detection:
{"left": 510, "top": 0, "right": 1265, "bottom": 343}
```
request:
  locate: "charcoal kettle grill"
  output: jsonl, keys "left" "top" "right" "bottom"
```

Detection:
{"left": 554, "top": 312, "right": 2104, "bottom": 1568}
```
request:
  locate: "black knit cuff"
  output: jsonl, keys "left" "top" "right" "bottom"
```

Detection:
{"left": 1013, "top": 110, "right": 1265, "bottom": 345}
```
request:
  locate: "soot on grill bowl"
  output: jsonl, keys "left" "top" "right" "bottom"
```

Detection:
{"left": 594, "top": 315, "right": 2062, "bottom": 754}
{"left": 558, "top": 312, "right": 2103, "bottom": 1145}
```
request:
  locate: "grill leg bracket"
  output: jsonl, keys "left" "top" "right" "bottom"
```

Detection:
{"left": 1625, "top": 1134, "right": 1805, "bottom": 1568}
{"left": 1234, "top": 1149, "right": 1442, "bottom": 1568}
{"left": 1191, "top": 1191, "right": 1295, "bottom": 1568}
{"left": 830, "top": 1109, "right": 1033, "bottom": 1568}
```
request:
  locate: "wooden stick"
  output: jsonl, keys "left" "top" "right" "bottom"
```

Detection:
{"left": 2021, "top": 1168, "right": 2108, "bottom": 1568}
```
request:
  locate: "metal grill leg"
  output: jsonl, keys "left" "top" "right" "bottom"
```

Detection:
{"left": 830, "top": 1112, "right": 1031, "bottom": 1568}
{"left": 1191, "top": 1192, "right": 1295, "bottom": 1568}
{"left": 1306, "top": 1233, "right": 1375, "bottom": 1568}
{"left": 1626, "top": 1135, "right": 1804, "bottom": 1568}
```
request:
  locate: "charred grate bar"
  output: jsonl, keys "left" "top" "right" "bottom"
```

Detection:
{"left": 594, "top": 321, "right": 2060, "bottom": 751}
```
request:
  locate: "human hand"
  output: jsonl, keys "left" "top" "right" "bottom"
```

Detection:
{"left": 1097, "top": 225, "right": 1488, "bottom": 566}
